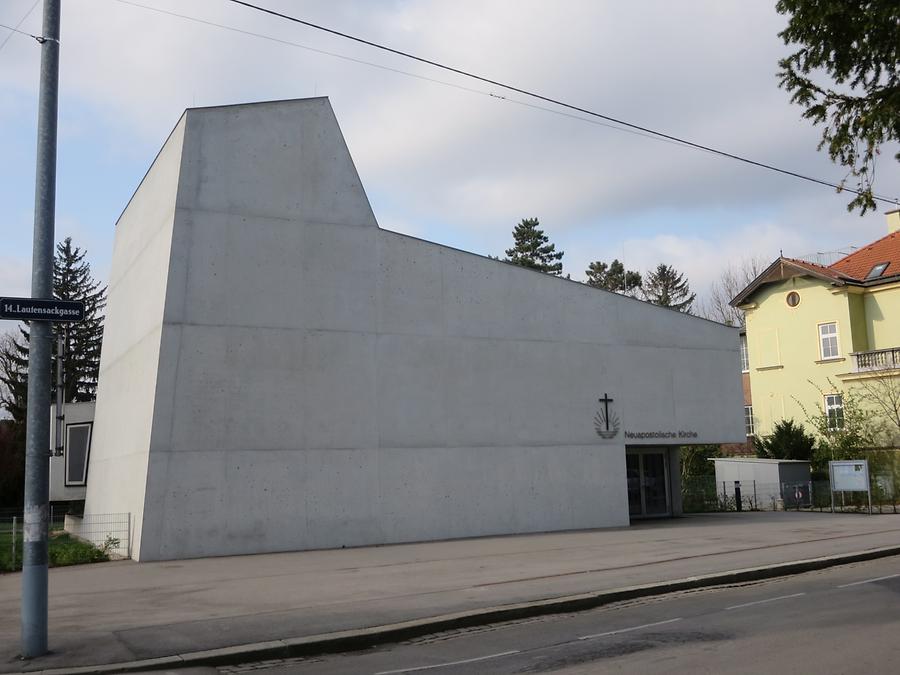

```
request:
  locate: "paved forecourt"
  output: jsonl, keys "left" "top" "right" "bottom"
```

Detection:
{"left": 2, "top": 512, "right": 900, "bottom": 672}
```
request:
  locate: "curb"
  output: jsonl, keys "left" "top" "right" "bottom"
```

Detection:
{"left": 20, "top": 544, "right": 900, "bottom": 675}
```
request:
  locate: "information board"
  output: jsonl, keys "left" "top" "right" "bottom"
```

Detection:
{"left": 830, "top": 460, "right": 869, "bottom": 492}
{"left": 829, "top": 459, "right": 872, "bottom": 514}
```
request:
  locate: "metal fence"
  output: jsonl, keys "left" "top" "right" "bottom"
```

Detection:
{"left": 683, "top": 476, "right": 900, "bottom": 514}
{"left": 63, "top": 513, "right": 130, "bottom": 557}
{"left": 0, "top": 515, "right": 18, "bottom": 572}
{"left": 0, "top": 504, "right": 74, "bottom": 530}
{"left": 1, "top": 510, "right": 129, "bottom": 573}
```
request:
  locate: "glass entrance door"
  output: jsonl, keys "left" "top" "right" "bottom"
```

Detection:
{"left": 626, "top": 454, "right": 642, "bottom": 516}
{"left": 626, "top": 450, "right": 671, "bottom": 518}
{"left": 641, "top": 452, "right": 669, "bottom": 516}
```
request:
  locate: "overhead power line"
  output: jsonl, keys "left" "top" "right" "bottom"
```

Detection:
{"left": 0, "top": 0, "right": 42, "bottom": 53}
{"left": 0, "top": 22, "right": 56, "bottom": 43}
{"left": 223, "top": 0, "right": 898, "bottom": 206}
{"left": 114, "top": 0, "right": 704, "bottom": 154}
{"left": 0, "top": 22, "right": 34, "bottom": 37}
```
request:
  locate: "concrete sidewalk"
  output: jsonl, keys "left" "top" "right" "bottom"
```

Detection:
{"left": 2, "top": 511, "right": 900, "bottom": 673}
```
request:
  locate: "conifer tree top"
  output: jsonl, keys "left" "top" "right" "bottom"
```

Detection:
{"left": 642, "top": 263, "right": 696, "bottom": 313}
{"left": 585, "top": 259, "right": 642, "bottom": 295}
{"left": 503, "top": 218, "right": 564, "bottom": 276}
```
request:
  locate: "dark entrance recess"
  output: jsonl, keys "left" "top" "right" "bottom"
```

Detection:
{"left": 626, "top": 449, "right": 671, "bottom": 518}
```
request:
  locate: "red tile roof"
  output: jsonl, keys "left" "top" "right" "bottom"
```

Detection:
{"left": 730, "top": 228, "right": 900, "bottom": 307}
{"left": 783, "top": 257, "right": 852, "bottom": 282}
{"left": 829, "top": 230, "right": 900, "bottom": 281}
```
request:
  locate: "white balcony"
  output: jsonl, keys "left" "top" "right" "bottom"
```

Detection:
{"left": 851, "top": 347, "right": 900, "bottom": 373}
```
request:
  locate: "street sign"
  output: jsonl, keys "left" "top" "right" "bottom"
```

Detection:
{"left": 0, "top": 297, "right": 84, "bottom": 322}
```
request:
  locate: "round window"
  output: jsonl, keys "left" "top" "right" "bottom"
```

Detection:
{"left": 786, "top": 291, "right": 801, "bottom": 307}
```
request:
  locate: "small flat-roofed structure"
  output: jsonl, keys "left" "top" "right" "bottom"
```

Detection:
{"left": 714, "top": 457, "right": 812, "bottom": 509}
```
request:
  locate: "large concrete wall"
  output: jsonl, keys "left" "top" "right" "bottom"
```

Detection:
{"left": 84, "top": 117, "right": 187, "bottom": 559}
{"left": 87, "top": 98, "right": 744, "bottom": 561}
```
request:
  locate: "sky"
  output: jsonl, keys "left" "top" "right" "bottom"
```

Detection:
{"left": 1, "top": 0, "right": 899, "bottom": 328}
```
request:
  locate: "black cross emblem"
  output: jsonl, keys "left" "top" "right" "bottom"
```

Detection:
{"left": 598, "top": 393, "right": 614, "bottom": 431}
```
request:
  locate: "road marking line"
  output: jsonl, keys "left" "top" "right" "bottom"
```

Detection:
{"left": 373, "top": 650, "right": 520, "bottom": 674}
{"left": 725, "top": 592, "right": 805, "bottom": 610}
{"left": 838, "top": 573, "right": 900, "bottom": 588}
{"left": 578, "top": 617, "right": 682, "bottom": 641}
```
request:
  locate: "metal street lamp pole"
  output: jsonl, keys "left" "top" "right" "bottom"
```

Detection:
{"left": 21, "top": 0, "right": 61, "bottom": 659}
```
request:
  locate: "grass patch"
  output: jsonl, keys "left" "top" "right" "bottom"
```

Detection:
{"left": 48, "top": 532, "right": 111, "bottom": 567}
{"left": 0, "top": 530, "right": 16, "bottom": 572}
{"left": 0, "top": 530, "right": 111, "bottom": 573}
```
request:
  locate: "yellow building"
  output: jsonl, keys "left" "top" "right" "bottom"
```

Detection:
{"left": 732, "top": 210, "right": 900, "bottom": 442}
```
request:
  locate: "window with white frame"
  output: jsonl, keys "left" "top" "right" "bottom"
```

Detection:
{"left": 65, "top": 422, "right": 92, "bottom": 486}
{"left": 825, "top": 394, "right": 844, "bottom": 431}
{"left": 818, "top": 322, "right": 840, "bottom": 360}
{"left": 744, "top": 405, "right": 755, "bottom": 436}
{"left": 740, "top": 334, "right": 749, "bottom": 372}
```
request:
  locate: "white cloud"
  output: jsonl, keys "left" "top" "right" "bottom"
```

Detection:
{"left": 560, "top": 219, "right": 817, "bottom": 307}
{"left": 0, "top": 255, "right": 30, "bottom": 297}
{"left": 0, "top": 0, "right": 897, "bottom": 295}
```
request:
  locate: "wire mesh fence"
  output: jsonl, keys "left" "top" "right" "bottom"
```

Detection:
{"left": 0, "top": 510, "right": 129, "bottom": 573}
{"left": 63, "top": 513, "right": 130, "bottom": 557}
{"left": 0, "top": 516, "right": 19, "bottom": 572}
{"left": 683, "top": 476, "right": 900, "bottom": 514}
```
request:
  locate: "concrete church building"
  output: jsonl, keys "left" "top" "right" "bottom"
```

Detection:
{"left": 83, "top": 98, "right": 743, "bottom": 561}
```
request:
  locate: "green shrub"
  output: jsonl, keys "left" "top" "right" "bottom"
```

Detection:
{"left": 755, "top": 419, "right": 816, "bottom": 461}
{"left": 47, "top": 533, "right": 110, "bottom": 567}
{"left": 1, "top": 529, "right": 121, "bottom": 572}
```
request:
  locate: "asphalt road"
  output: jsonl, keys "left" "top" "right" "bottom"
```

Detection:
{"left": 163, "top": 555, "right": 900, "bottom": 675}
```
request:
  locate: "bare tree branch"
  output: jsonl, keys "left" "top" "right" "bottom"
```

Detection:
{"left": 855, "top": 373, "right": 900, "bottom": 446}
{"left": 699, "top": 256, "right": 768, "bottom": 327}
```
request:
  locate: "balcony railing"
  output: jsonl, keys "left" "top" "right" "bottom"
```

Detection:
{"left": 852, "top": 347, "right": 900, "bottom": 372}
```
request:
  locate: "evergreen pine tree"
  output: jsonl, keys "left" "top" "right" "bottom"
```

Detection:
{"left": 585, "top": 259, "right": 642, "bottom": 295}
{"left": 0, "top": 238, "right": 107, "bottom": 422}
{"left": 0, "top": 333, "right": 28, "bottom": 427}
{"left": 52, "top": 238, "right": 107, "bottom": 401}
{"left": 503, "top": 218, "right": 564, "bottom": 275}
{"left": 641, "top": 263, "right": 696, "bottom": 313}
{"left": 776, "top": 0, "right": 900, "bottom": 214}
